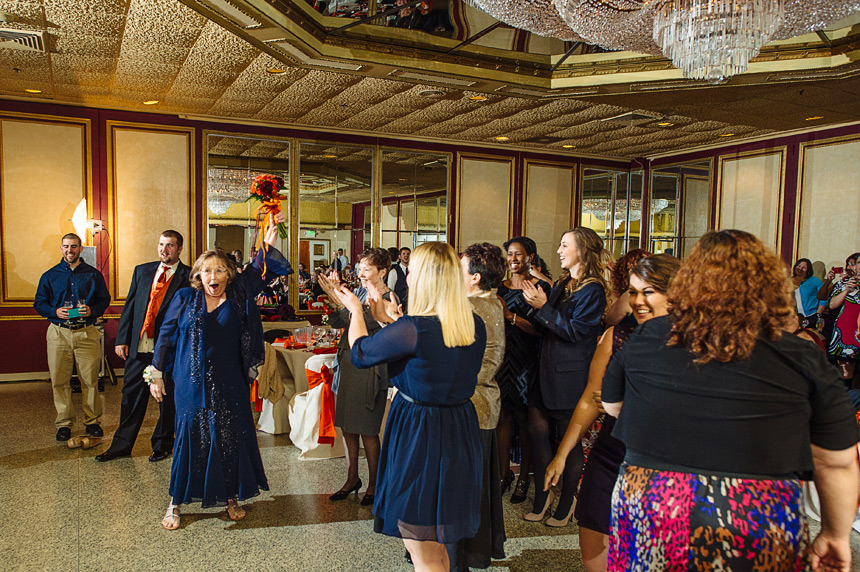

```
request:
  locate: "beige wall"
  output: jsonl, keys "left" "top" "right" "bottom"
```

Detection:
{"left": 681, "top": 175, "right": 710, "bottom": 258}
{"left": 1, "top": 117, "right": 89, "bottom": 303}
{"left": 525, "top": 163, "right": 574, "bottom": 279}
{"left": 110, "top": 125, "right": 193, "bottom": 299}
{"left": 718, "top": 151, "right": 784, "bottom": 250}
{"left": 797, "top": 139, "right": 860, "bottom": 270}
{"left": 458, "top": 157, "right": 512, "bottom": 250}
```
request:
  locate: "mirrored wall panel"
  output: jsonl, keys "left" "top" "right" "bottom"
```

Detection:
{"left": 206, "top": 134, "right": 290, "bottom": 263}
{"left": 580, "top": 167, "right": 643, "bottom": 257}
{"left": 298, "top": 143, "right": 373, "bottom": 273}
{"left": 650, "top": 160, "right": 711, "bottom": 257}
{"left": 381, "top": 150, "right": 449, "bottom": 250}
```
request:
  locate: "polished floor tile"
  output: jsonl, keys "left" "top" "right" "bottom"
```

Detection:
{"left": 2, "top": 380, "right": 858, "bottom": 571}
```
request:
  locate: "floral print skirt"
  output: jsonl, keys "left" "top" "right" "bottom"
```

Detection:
{"left": 608, "top": 463, "right": 809, "bottom": 572}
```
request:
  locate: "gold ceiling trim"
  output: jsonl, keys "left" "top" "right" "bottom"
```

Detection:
{"left": 179, "top": 0, "right": 860, "bottom": 96}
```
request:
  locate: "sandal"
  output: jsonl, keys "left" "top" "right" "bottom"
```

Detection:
{"left": 226, "top": 500, "right": 245, "bottom": 521}
{"left": 161, "top": 505, "right": 180, "bottom": 530}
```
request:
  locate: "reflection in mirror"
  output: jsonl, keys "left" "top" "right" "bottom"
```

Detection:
{"left": 381, "top": 151, "right": 449, "bottom": 251}
{"left": 580, "top": 168, "right": 643, "bottom": 258}
{"left": 302, "top": 0, "right": 456, "bottom": 37}
{"left": 298, "top": 143, "right": 373, "bottom": 310}
{"left": 206, "top": 134, "right": 289, "bottom": 266}
{"left": 650, "top": 161, "right": 711, "bottom": 258}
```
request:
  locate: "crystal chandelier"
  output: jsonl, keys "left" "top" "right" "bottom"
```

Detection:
{"left": 467, "top": 0, "right": 860, "bottom": 79}
{"left": 652, "top": 0, "right": 785, "bottom": 81}
{"left": 207, "top": 167, "right": 256, "bottom": 216}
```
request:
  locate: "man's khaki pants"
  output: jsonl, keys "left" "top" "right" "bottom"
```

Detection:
{"left": 46, "top": 323, "right": 103, "bottom": 427}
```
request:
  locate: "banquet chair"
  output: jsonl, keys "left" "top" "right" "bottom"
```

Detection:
{"left": 263, "top": 329, "right": 291, "bottom": 344}
{"left": 288, "top": 353, "right": 344, "bottom": 460}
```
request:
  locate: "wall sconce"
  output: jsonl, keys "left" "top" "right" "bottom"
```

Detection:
{"left": 71, "top": 198, "right": 104, "bottom": 238}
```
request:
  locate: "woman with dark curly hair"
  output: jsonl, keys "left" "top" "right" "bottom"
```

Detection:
{"left": 521, "top": 227, "right": 607, "bottom": 526}
{"left": 604, "top": 249, "right": 650, "bottom": 327}
{"left": 602, "top": 229, "right": 859, "bottom": 572}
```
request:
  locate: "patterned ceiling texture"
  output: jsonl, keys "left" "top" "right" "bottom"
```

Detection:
{"left": 0, "top": 0, "right": 859, "bottom": 158}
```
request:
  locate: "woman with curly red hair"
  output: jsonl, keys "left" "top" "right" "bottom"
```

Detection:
{"left": 602, "top": 229, "right": 859, "bottom": 572}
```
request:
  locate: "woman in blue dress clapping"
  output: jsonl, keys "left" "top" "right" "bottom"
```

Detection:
{"left": 149, "top": 217, "right": 292, "bottom": 530}
{"left": 333, "top": 242, "right": 487, "bottom": 572}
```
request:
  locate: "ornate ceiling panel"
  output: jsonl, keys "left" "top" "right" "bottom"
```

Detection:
{"left": 0, "top": 0, "right": 858, "bottom": 158}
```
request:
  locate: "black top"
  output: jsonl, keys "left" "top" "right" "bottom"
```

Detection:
{"left": 602, "top": 316, "right": 858, "bottom": 478}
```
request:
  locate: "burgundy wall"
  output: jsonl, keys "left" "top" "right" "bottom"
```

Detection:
{"left": 0, "top": 98, "right": 627, "bottom": 376}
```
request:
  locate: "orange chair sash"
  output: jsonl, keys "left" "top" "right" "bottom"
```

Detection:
{"left": 305, "top": 364, "right": 336, "bottom": 446}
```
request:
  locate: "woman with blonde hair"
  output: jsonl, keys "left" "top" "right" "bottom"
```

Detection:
{"left": 602, "top": 230, "right": 858, "bottom": 571}
{"left": 521, "top": 227, "right": 606, "bottom": 526}
{"left": 334, "top": 242, "right": 487, "bottom": 572}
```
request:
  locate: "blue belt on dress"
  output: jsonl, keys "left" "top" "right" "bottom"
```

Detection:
{"left": 398, "top": 392, "right": 470, "bottom": 408}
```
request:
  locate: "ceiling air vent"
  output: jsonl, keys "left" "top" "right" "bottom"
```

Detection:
{"left": 0, "top": 28, "right": 44, "bottom": 52}
{"left": 601, "top": 111, "right": 661, "bottom": 125}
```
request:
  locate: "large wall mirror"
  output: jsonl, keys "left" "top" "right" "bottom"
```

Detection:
{"left": 298, "top": 143, "right": 373, "bottom": 275}
{"left": 580, "top": 167, "right": 643, "bottom": 257}
{"left": 650, "top": 160, "right": 711, "bottom": 257}
{"left": 206, "top": 134, "right": 290, "bottom": 261}
{"left": 381, "top": 150, "right": 449, "bottom": 250}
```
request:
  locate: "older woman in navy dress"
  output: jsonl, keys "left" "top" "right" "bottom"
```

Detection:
{"left": 149, "top": 220, "right": 292, "bottom": 529}
{"left": 334, "top": 242, "right": 486, "bottom": 572}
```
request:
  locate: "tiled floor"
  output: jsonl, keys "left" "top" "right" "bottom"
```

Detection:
{"left": 0, "top": 381, "right": 585, "bottom": 572}
{"left": 3, "top": 381, "right": 859, "bottom": 571}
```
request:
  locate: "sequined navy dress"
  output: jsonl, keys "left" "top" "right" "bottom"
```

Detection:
{"left": 153, "top": 248, "right": 292, "bottom": 507}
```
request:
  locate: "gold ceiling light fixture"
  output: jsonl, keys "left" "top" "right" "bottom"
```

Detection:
{"left": 494, "top": 136, "right": 510, "bottom": 142}
{"left": 324, "top": 154, "right": 337, "bottom": 158}
{"left": 805, "top": 115, "right": 824, "bottom": 121}
{"left": 719, "top": 133, "right": 735, "bottom": 137}
{"left": 143, "top": 100, "right": 159, "bottom": 105}
{"left": 266, "top": 68, "right": 287, "bottom": 75}
{"left": 562, "top": 144, "right": 576, "bottom": 148}
{"left": 24, "top": 88, "right": 41, "bottom": 93}
{"left": 657, "top": 121, "right": 674, "bottom": 126}
{"left": 466, "top": 0, "right": 859, "bottom": 80}
{"left": 468, "top": 95, "right": 489, "bottom": 101}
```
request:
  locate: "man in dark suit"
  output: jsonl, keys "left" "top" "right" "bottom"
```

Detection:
{"left": 96, "top": 230, "right": 190, "bottom": 462}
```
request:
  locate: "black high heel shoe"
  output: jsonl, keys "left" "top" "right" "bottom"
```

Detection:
{"left": 500, "top": 471, "right": 515, "bottom": 494}
{"left": 510, "top": 475, "right": 530, "bottom": 504}
{"left": 329, "top": 479, "right": 362, "bottom": 501}
{"left": 360, "top": 493, "right": 374, "bottom": 506}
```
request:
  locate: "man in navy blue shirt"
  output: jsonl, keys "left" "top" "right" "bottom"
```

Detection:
{"left": 34, "top": 233, "right": 111, "bottom": 441}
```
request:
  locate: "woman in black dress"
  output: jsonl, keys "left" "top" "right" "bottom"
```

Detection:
{"left": 496, "top": 237, "right": 551, "bottom": 503}
{"left": 521, "top": 227, "right": 606, "bottom": 525}
{"left": 545, "top": 254, "right": 680, "bottom": 569}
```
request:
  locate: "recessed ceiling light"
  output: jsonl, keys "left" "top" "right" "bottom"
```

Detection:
{"left": 494, "top": 136, "right": 510, "bottom": 142}
{"left": 398, "top": 178, "right": 408, "bottom": 181}
{"left": 24, "top": 89, "right": 41, "bottom": 94}
{"left": 419, "top": 89, "right": 445, "bottom": 98}
{"left": 805, "top": 115, "right": 824, "bottom": 121}
{"left": 562, "top": 144, "right": 576, "bottom": 149}
{"left": 468, "top": 95, "right": 488, "bottom": 101}
{"left": 324, "top": 154, "right": 337, "bottom": 159}
{"left": 657, "top": 121, "right": 674, "bottom": 126}
{"left": 143, "top": 100, "right": 159, "bottom": 105}
{"left": 266, "top": 68, "right": 287, "bottom": 75}
{"left": 719, "top": 133, "right": 735, "bottom": 137}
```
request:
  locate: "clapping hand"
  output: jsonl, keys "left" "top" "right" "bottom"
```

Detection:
{"left": 592, "top": 390, "right": 606, "bottom": 414}
{"left": 318, "top": 271, "right": 343, "bottom": 304}
{"left": 333, "top": 284, "right": 363, "bottom": 315}
{"left": 522, "top": 279, "right": 547, "bottom": 309}
{"left": 367, "top": 282, "right": 402, "bottom": 324}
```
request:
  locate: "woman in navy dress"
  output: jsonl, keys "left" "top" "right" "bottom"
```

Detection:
{"left": 521, "top": 227, "right": 606, "bottom": 526}
{"left": 149, "top": 220, "right": 292, "bottom": 529}
{"left": 334, "top": 242, "right": 487, "bottom": 572}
